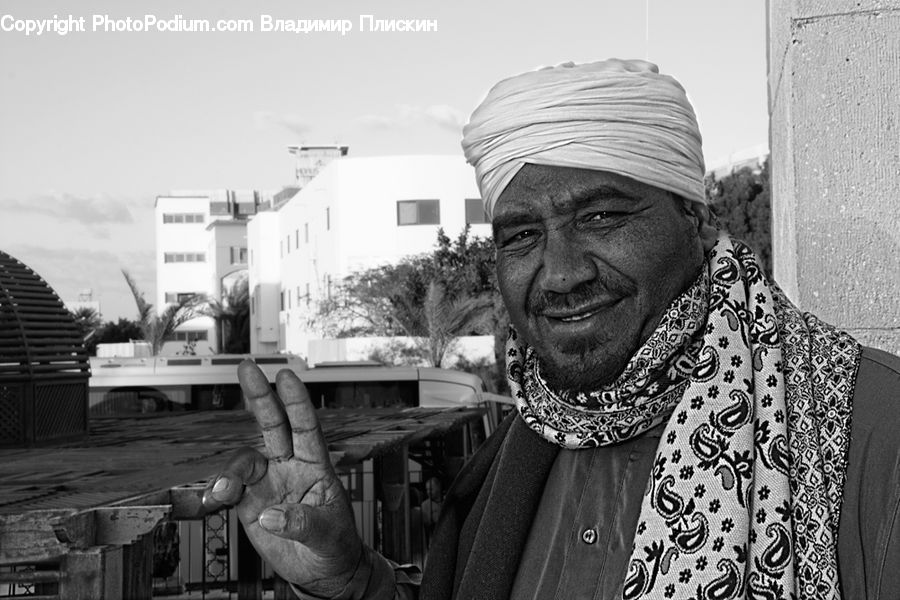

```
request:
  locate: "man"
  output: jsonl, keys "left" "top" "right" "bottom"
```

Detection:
{"left": 202, "top": 59, "right": 900, "bottom": 599}
{"left": 420, "top": 477, "right": 443, "bottom": 533}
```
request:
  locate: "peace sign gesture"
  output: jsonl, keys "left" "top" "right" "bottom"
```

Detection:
{"left": 202, "top": 360, "right": 363, "bottom": 596}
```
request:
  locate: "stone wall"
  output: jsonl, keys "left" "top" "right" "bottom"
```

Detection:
{"left": 767, "top": 0, "right": 900, "bottom": 355}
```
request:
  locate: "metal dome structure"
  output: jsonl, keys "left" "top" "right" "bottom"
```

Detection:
{"left": 0, "top": 250, "right": 90, "bottom": 446}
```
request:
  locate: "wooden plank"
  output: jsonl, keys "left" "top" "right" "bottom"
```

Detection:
{"left": 236, "top": 524, "right": 261, "bottom": 600}
{"left": 52, "top": 509, "right": 96, "bottom": 546}
{"left": 378, "top": 446, "right": 410, "bottom": 563}
{"left": 122, "top": 533, "right": 153, "bottom": 600}
{"left": 93, "top": 506, "right": 171, "bottom": 545}
{"left": 0, "top": 363, "right": 89, "bottom": 374}
{"left": 0, "top": 509, "right": 79, "bottom": 564}
{"left": 0, "top": 569, "right": 61, "bottom": 584}
{"left": 59, "top": 545, "right": 122, "bottom": 600}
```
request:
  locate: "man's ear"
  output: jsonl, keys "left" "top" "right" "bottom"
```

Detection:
{"left": 681, "top": 199, "right": 719, "bottom": 253}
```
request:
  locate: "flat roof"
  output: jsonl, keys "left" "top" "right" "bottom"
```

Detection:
{"left": 0, "top": 407, "right": 484, "bottom": 516}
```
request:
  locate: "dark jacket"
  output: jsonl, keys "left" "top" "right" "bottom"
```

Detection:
{"left": 421, "top": 347, "right": 900, "bottom": 600}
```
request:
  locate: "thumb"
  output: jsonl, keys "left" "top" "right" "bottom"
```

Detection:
{"left": 257, "top": 502, "right": 348, "bottom": 548}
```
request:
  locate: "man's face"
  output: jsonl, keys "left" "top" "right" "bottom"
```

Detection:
{"left": 492, "top": 164, "right": 707, "bottom": 392}
{"left": 426, "top": 478, "right": 442, "bottom": 500}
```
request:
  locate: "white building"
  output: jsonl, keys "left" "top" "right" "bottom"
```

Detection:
{"left": 64, "top": 289, "right": 102, "bottom": 319}
{"left": 153, "top": 147, "right": 348, "bottom": 356}
{"left": 154, "top": 190, "right": 267, "bottom": 355}
{"left": 706, "top": 144, "right": 770, "bottom": 179}
{"left": 247, "top": 211, "right": 281, "bottom": 354}
{"left": 247, "top": 154, "right": 491, "bottom": 359}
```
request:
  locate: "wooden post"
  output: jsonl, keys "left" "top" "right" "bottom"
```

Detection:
{"left": 236, "top": 524, "right": 262, "bottom": 600}
{"left": 377, "top": 445, "right": 410, "bottom": 563}
{"left": 122, "top": 533, "right": 154, "bottom": 600}
{"left": 59, "top": 546, "right": 122, "bottom": 599}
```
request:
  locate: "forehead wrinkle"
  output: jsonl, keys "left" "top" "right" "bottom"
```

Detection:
{"left": 493, "top": 165, "right": 670, "bottom": 230}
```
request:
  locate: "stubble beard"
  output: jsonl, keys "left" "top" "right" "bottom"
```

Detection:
{"left": 533, "top": 330, "right": 632, "bottom": 394}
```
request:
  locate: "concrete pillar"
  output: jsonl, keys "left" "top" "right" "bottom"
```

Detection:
{"left": 767, "top": 1, "right": 900, "bottom": 354}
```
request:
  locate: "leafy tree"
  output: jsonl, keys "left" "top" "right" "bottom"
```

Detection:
{"left": 69, "top": 306, "right": 102, "bottom": 343}
{"left": 83, "top": 318, "right": 143, "bottom": 356}
{"left": 200, "top": 275, "right": 251, "bottom": 354}
{"left": 122, "top": 269, "right": 201, "bottom": 355}
{"left": 420, "top": 280, "right": 494, "bottom": 368}
{"left": 430, "top": 228, "right": 510, "bottom": 390}
{"left": 314, "top": 257, "right": 433, "bottom": 339}
{"left": 431, "top": 227, "right": 496, "bottom": 300}
{"left": 705, "top": 158, "right": 772, "bottom": 276}
{"left": 366, "top": 339, "right": 430, "bottom": 366}
{"left": 69, "top": 306, "right": 102, "bottom": 356}
{"left": 94, "top": 318, "right": 143, "bottom": 342}
{"left": 316, "top": 228, "right": 508, "bottom": 381}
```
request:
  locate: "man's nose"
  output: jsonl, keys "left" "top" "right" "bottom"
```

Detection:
{"left": 538, "top": 232, "right": 597, "bottom": 294}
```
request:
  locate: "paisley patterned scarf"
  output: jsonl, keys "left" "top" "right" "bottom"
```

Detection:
{"left": 507, "top": 233, "right": 861, "bottom": 600}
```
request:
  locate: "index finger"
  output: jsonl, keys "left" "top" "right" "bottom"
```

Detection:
{"left": 238, "top": 359, "right": 293, "bottom": 460}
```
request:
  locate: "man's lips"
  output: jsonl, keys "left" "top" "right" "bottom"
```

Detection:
{"left": 540, "top": 299, "right": 620, "bottom": 322}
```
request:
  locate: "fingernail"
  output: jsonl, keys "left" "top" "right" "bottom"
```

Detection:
{"left": 212, "top": 478, "right": 230, "bottom": 495}
{"left": 259, "top": 508, "right": 286, "bottom": 532}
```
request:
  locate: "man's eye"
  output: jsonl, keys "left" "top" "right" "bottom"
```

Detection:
{"left": 502, "top": 229, "right": 537, "bottom": 247}
{"left": 587, "top": 211, "right": 615, "bottom": 222}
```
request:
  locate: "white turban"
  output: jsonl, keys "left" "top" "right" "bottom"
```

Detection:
{"left": 461, "top": 59, "right": 706, "bottom": 220}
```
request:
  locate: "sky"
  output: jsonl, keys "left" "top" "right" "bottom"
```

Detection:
{"left": 0, "top": 1, "right": 769, "bottom": 321}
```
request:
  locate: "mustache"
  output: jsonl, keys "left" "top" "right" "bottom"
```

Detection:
{"left": 528, "top": 274, "right": 635, "bottom": 314}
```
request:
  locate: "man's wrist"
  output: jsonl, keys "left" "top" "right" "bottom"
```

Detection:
{"left": 290, "top": 545, "right": 396, "bottom": 600}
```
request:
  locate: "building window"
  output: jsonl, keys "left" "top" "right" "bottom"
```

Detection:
{"left": 280, "top": 290, "right": 284, "bottom": 311}
{"left": 162, "top": 213, "right": 205, "bottom": 224}
{"left": 171, "top": 330, "right": 208, "bottom": 342}
{"left": 230, "top": 246, "right": 248, "bottom": 265}
{"left": 251, "top": 295, "right": 255, "bottom": 314}
{"left": 286, "top": 236, "right": 290, "bottom": 254}
{"left": 304, "top": 223, "right": 309, "bottom": 243}
{"left": 465, "top": 198, "right": 488, "bottom": 224}
{"left": 397, "top": 200, "right": 440, "bottom": 225}
{"left": 236, "top": 201, "right": 257, "bottom": 216}
{"left": 295, "top": 229, "right": 299, "bottom": 249}
{"left": 164, "top": 292, "right": 200, "bottom": 304}
{"left": 210, "top": 202, "right": 230, "bottom": 216}
{"left": 164, "top": 252, "right": 206, "bottom": 263}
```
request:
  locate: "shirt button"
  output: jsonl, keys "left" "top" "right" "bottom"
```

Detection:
{"left": 581, "top": 528, "right": 597, "bottom": 545}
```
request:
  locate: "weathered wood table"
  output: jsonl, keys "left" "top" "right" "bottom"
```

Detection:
{"left": 0, "top": 407, "right": 485, "bottom": 599}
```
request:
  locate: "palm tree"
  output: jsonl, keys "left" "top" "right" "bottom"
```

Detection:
{"left": 122, "top": 270, "right": 200, "bottom": 355}
{"left": 68, "top": 306, "right": 102, "bottom": 343}
{"left": 420, "top": 281, "right": 494, "bottom": 368}
{"left": 199, "top": 275, "right": 251, "bottom": 354}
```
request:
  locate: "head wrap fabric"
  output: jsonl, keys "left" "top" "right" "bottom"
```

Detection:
{"left": 462, "top": 59, "right": 706, "bottom": 220}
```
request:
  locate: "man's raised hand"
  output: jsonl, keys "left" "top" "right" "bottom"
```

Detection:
{"left": 202, "top": 360, "right": 363, "bottom": 596}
